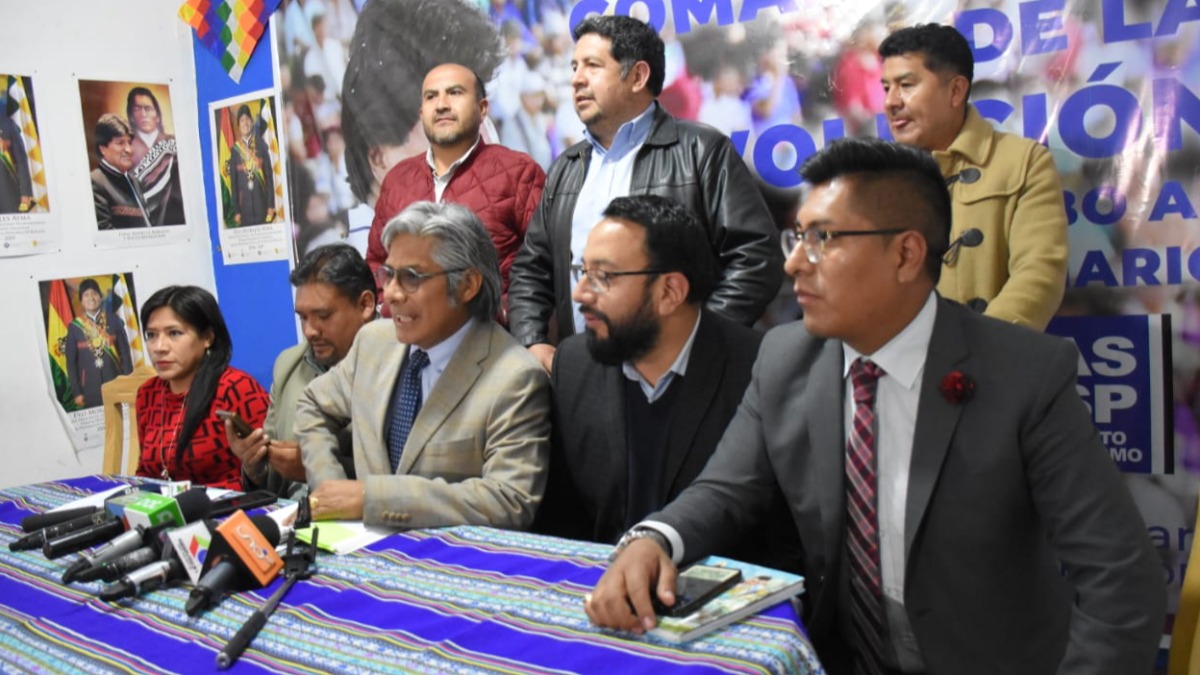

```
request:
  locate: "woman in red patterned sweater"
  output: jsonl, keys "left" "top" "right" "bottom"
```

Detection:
{"left": 135, "top": 285, "right": 269, "bottom": 489}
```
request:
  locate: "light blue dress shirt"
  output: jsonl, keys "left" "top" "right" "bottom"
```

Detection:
{"left": 569, "top": 102, "right": 657, "bottom": 333}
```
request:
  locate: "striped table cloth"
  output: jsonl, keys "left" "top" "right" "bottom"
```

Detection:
{"left": 0, "top": 476, "right": 824, "bottom": 674}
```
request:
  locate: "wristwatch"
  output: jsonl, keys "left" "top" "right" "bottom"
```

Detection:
{"left": 610, "top": 527, "right": 671, "bottom": 562}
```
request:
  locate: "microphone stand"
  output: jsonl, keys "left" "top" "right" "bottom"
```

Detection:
{"left": 216, "top": 528, "right": 317, "bottom": 669}
{"left": 216, "top": 497, "right": 317, "bottom": 669}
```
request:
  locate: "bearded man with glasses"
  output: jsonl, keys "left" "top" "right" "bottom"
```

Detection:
{"left": 296, "top": 201, "right": 550, "bottom": 530}
{"left": 533, "top": 195, "right": 800, "bottom": 571}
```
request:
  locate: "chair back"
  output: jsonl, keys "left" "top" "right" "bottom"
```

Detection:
{"left": 1170, "top": 492, "right": 1200, "bottom": 675}
{"left": 100, "top": 364, "right": 156, "bottom": 475}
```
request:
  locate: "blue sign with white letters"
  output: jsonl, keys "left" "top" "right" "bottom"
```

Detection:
{"left": 1046, "top": 315, "right": 1172, "bottom": 474}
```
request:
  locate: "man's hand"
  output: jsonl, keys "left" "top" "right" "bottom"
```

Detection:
{"left": 585, "top": 539, "right": 678, "bottom": 634}
{"left": 225, "top": 422, "right": 268, "bottom": 484}
{"left": 74, "top": 394, "right": 85, "bottom": 407}
{"left": 266, "top": 440, "right": 306, "bottom": 482}
{"left": 309, "top": 480, "right": 365, "bottom": 520}
{"left": 528, "top": 343, "right": 556, "bottom": 373}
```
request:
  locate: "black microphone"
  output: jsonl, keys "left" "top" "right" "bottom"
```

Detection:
{"left": 10, "top": 510, "right": 116, "bottom": 552}
{"left": 99, "top": 557, "right": 186, "bottom": 602}
{"left": 43, "top": 489, "right": 211, "bottom": 560}
{"left": 945, "top": 167, "right": 981, "bottom": 186}
{"left": 21, "top": 506, "right": 101, "bottom": 533}
{"left": 72, "top": 524, "right": 175, "bottom": 583}
{"left": 62, "top": 527, "right": 150, "bottom": 583}
{"left": 185, "top": 513, "right": 287, "bottom": 616}
{"left": 942, "top": 228, "right": 984, "bottom": 265}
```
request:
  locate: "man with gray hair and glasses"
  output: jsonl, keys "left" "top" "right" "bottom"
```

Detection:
{"left": 297, "top": 201, "right": 551, "bottom": 530}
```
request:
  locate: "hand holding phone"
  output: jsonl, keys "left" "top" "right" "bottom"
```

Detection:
{"left": 216, "top": 410, "right": 254, "bottom": 439}
{"left": 652, "top": 564, "right": 743, "bottom": 617}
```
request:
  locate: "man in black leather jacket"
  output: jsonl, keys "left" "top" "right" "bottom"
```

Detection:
{"left": 507, "top": 15, "right": 782, "bottom": 371}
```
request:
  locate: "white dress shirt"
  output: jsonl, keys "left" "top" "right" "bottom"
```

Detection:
{"left": 842, "top": 292, "right": 936, "bottom": 672}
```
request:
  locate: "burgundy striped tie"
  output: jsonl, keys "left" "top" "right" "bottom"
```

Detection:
{"left": 847, "top": 358, "right": 888, "bottom": 675}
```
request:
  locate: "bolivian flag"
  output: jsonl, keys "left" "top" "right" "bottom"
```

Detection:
{"left": 46, "top": 279, "right": 78, "bottom": 410}
{"left": 217, "top": 107, "right": 235, "bottom": 225}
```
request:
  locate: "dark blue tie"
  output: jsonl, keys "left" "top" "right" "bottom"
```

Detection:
{"left": 387, "top": 349, "right": 429, "bottom": 472}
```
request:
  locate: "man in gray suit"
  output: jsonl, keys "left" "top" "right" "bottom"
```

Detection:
{"left": 588, "top": 139, "right": 1164, "bottom": 674}
{"left": 297, "top": 201, "right": 551, "bottom": 530}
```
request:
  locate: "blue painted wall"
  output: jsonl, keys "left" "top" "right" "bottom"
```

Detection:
{"left": 191, "top": 25, "right": 294, "bottom": 390}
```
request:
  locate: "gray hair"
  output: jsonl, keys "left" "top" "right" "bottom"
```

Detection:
{"left": 381, "top": 201, "right": 501, "bottom": 321}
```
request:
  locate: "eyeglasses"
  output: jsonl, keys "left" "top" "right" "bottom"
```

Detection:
{"left": 375, "top": 264, "right": 467, "bottom": 293}
{"left": 781, "top": 227, "right": 909, "bottom": 264}
{"left": 570, "top": 263, "right": 666, "bottom": 295}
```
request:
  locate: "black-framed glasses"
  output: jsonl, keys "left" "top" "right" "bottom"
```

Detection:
{"left": 781, "top": 227, "right": 909, "bottom": 264}
{"left": 570, "top": 263, "right": 666, "bottom": 294}
{"left": 375, "top": 264, "right": 467, "bottom": 293}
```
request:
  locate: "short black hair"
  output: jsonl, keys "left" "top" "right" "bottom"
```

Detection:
{"left": 573, "top": 15, "right": 665, "bottom": 97}
{"left": 879, "top": 24, "right": 974, "bottom": 90}
{"left": 800, "top": 138, "right": 951, "bottom": 284}
{"left": 78, "top": 278, "right": 102, "bottom": 300}
{"left": 601, "top": 195, "right": 718, "bottom": 304}
{"left": 93, "top": 113, "right": 132, "bottom": 156}
{"left": 342, "top": 0, "right": 503, "bottom": 203}
{"left": 125, "top": 87, "right": 162, "bottom": 129}
{"left": 289, "top": 243, "right": 376, "bottom": 306}
{"left": 236, "top": 104, "right": 253, "bottom": 123}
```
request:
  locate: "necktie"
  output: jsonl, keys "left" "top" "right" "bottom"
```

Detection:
{"left": 846, "top": 358, "right": 888, "bottom": 675}
{"left": 387, "top": 349, "right": 430, "bottom": 472}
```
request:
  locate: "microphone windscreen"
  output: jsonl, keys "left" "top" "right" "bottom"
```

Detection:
{"left": 176, "top": 488, "right": 213, "bottom": 521}
{"left": 248, "top": 515, "right": 282, "bottom": 547}
{"left": 961, "top": 228, "right": 984, "bottom": 247}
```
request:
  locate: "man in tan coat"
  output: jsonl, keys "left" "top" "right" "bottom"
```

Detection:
{"left": 297, "top": 201, "right": 550, "bottom": 529}
{"left": 880, "top": 23, "right": 1068, "bottom": 330}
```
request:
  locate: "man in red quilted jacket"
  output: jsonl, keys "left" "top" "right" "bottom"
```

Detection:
{"left": 367, "top": 63, "right": 547, "bottom": 321}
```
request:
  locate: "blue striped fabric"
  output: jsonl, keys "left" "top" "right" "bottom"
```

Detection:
{"left": 0, "top": 477, "right": 824, "bottom": 674}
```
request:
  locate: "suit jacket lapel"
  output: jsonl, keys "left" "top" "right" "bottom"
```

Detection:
{"left": 905, "top": 299, "right": 970, "bottom": 555}
{"left": 365, "top": 333, "right": 407, "bottom": 476}
{"left": 398, "top": 320, "right": 488, "bottom": 474}
{"left": 594, "top": 363, "right": 628, "bottom": 531}
{"left": 661, "top": 313, "right": 722, "bottom": 492}
{"left": 808, "top": 338, "right": 846, "bottom": 575}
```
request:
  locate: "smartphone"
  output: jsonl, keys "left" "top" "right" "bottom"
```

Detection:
{"left": 216, "top": 409, "right": 254, "bottom": 438}
{"left": 653, "top": 564, "right": 744, "bottom": 617}
{"left": 209, "top": 489, "right": 278, "bottom": 518}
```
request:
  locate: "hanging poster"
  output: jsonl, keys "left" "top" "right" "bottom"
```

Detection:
{"left": 0, "top": 73, "right": 59, "bottom": 256}
{"left": 78, "top": 79, "right": 191, "bottom": 248}
{"left": 38, "top": 273, "right": 146, "bottom": 451}
{"left": 209, "top": 90, "right": 291, "bottom": 264}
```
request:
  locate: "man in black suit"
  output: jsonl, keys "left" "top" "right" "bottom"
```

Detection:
{"left": 536, "top": 195, "right": 777, "bottom": 562}
{"left": 587, "top": 140, "right": 1163, "bottom": 674}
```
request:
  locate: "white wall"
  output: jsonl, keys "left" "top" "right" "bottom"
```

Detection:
{"left": 0, "top": 0, "right": 214, "bottom": 488}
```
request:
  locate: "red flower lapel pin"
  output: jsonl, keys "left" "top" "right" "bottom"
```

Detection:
{"left": 939, "top": 370, "right": 975, "bottom": 405}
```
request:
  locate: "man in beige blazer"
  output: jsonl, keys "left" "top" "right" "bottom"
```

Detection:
{"left": 296, "top": 201, "right": 551, "bottom": 530}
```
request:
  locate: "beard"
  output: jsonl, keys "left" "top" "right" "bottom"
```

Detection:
{"left": 423, "top": 116, "right": 477, "bottom": 147}
{"left": 583, "top": 295, "right": 661, "bottom": 366}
